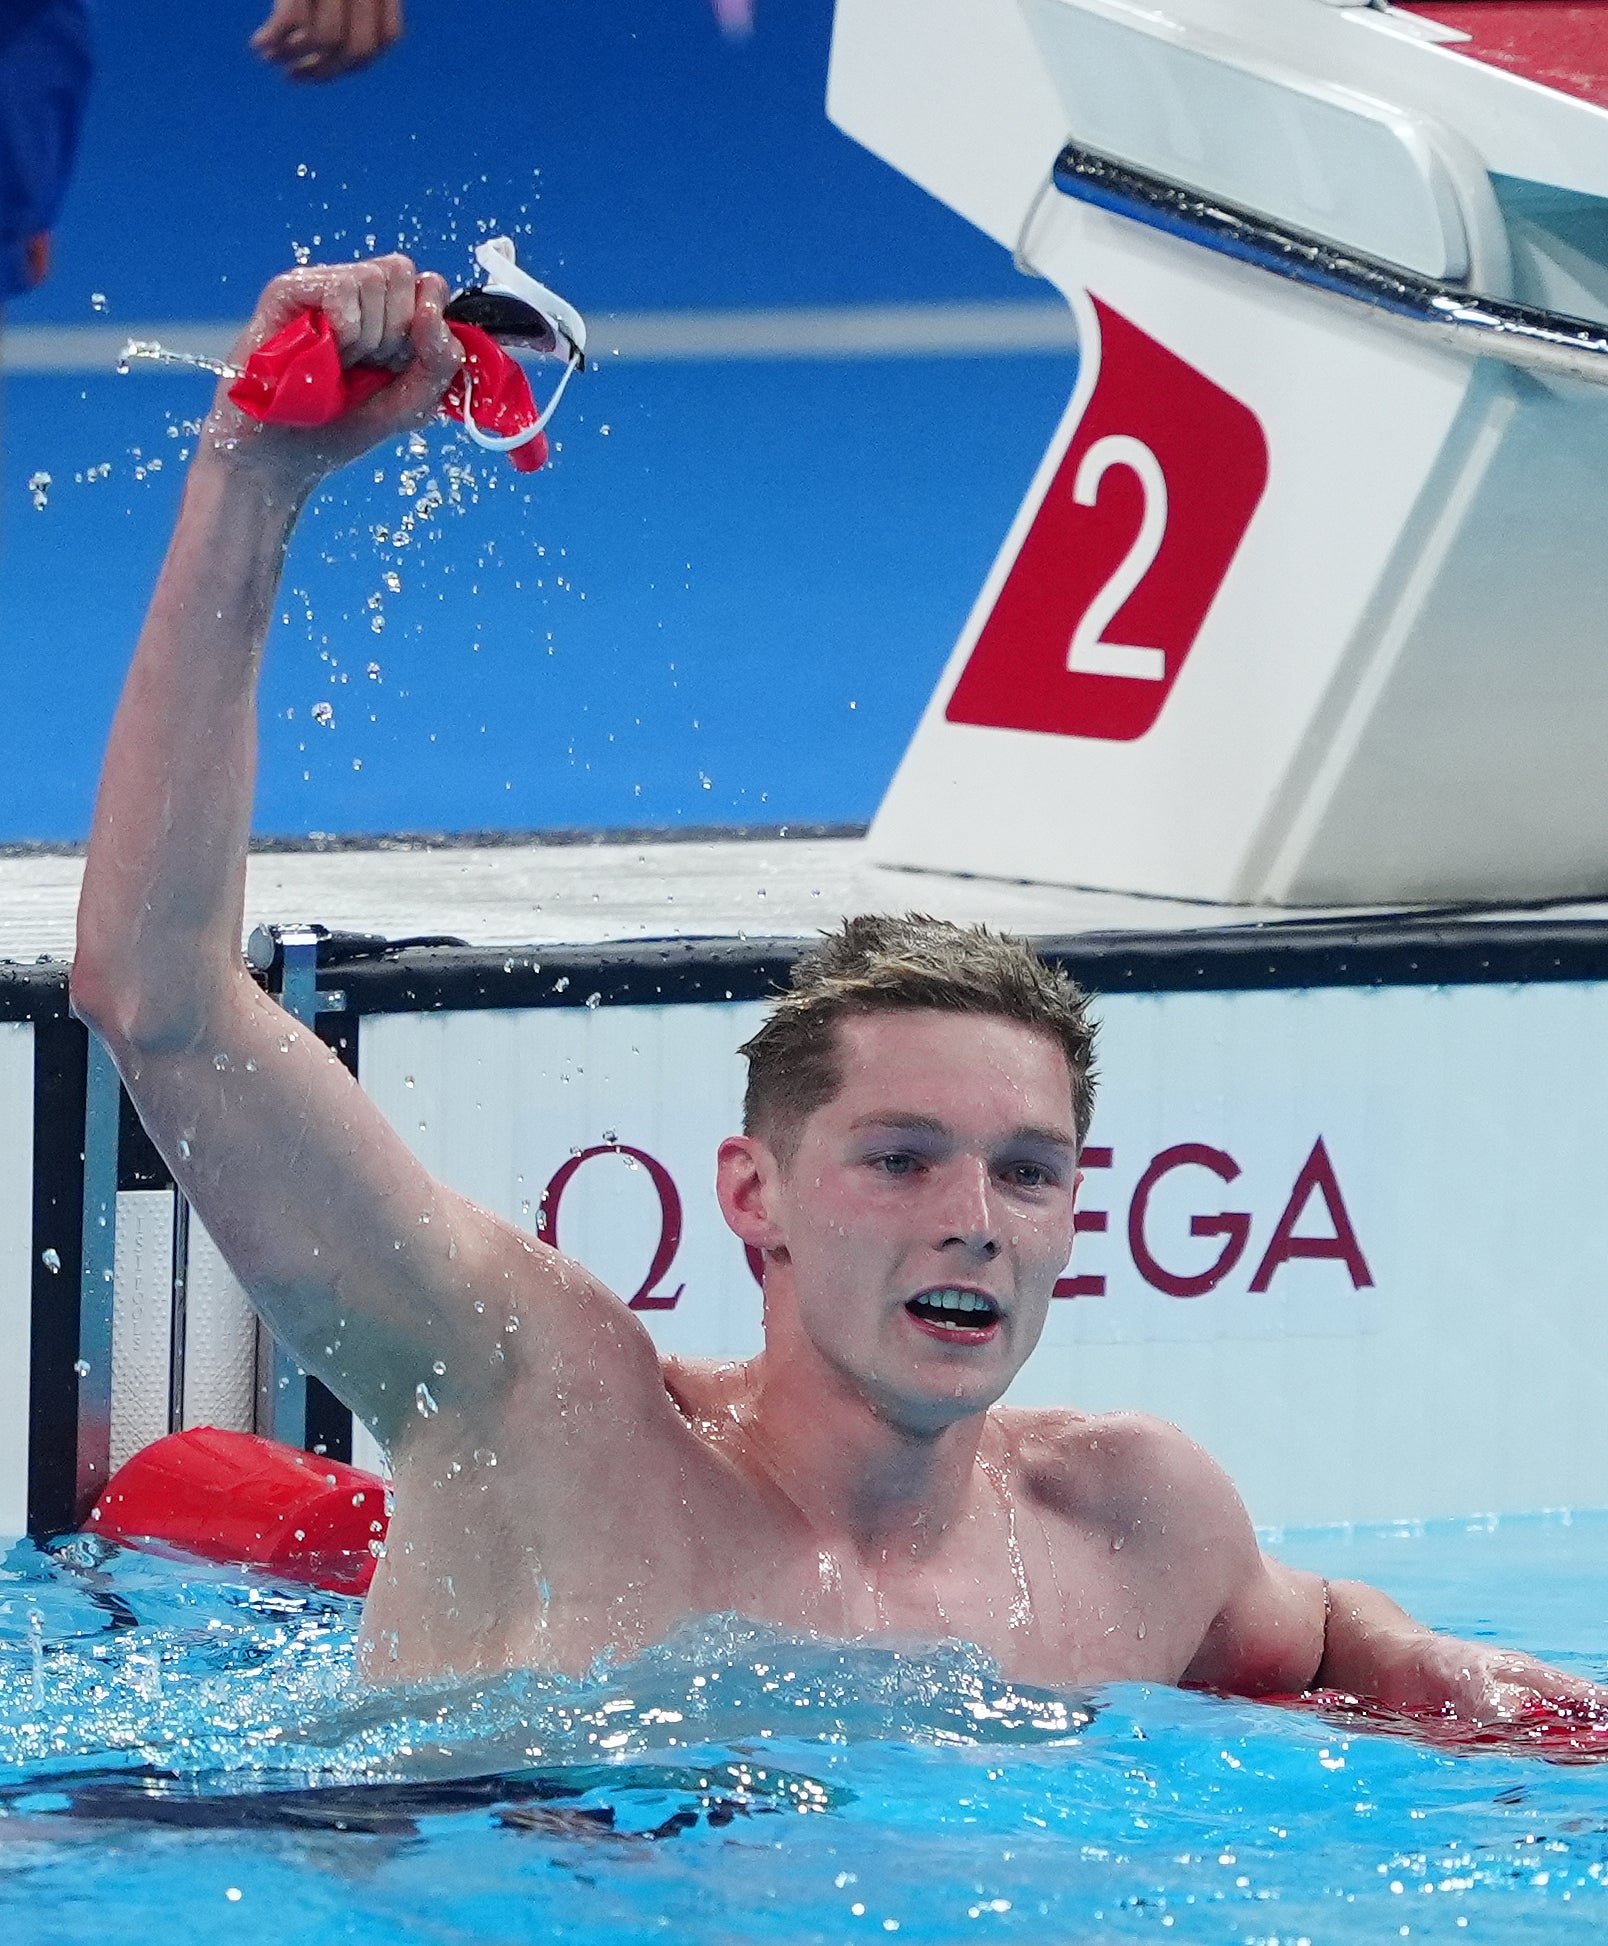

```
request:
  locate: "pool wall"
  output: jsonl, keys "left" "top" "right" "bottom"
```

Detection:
{"left": 5, "top": 916, "right": 1608, "bottom": 1542}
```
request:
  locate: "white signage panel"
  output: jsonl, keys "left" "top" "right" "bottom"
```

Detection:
{"left": 359, "top": 982, "right": 1608, "bottom": 1529}
{"left": 361, "top": 1003, "right": 771, "bottom": 1365}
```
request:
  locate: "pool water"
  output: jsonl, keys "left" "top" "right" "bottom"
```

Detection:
{"left": 2, "top": 1511, "right": 1607, "bottom": 1944}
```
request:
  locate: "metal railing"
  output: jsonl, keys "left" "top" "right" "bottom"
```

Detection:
{"left": 1049, "top": 140, "right": 1608, "bottom": 389}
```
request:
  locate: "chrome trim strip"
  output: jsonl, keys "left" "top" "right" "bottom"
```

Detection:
{"left": 1052, "top": 142, "right": 1608, "bottom": 387}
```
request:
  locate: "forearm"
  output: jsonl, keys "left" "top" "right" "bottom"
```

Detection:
{"left": 1319, "top": 1577, "right": 1603, "bottom": 1722}
{"left": 74, "top": 450, "right": 303, "bottom": 1049}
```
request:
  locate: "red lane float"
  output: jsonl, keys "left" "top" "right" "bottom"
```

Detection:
{"left": 88, "top": 1427, "right": 388, "bottom": 1596}
{"left": 1266, "top": 1688, "right": 1608, "bottom": 1765}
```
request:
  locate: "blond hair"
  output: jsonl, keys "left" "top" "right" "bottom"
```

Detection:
{"left": 740, "top": 914, "right": 1097, "bottom": 1162}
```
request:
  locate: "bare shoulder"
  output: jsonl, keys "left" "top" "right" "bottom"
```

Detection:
{"left": 996, "top": 1406, "right": 1256, "bottom": 1553}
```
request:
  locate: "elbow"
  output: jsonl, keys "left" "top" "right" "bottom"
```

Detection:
{"left": 69, "top": 947, "right": 232, "bottom": 1059}
{"left": 68, "top": 951, "right": 132, "bottom": 1047}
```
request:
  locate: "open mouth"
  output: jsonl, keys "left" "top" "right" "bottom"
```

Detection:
{"left": 904, "top": 1288, "right": 1002, "bottom": 1337}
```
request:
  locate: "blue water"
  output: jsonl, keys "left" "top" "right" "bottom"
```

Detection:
{"left": 0, "top": 0, "right": 1079, "bottom": 843}
{"left": 2, "top": 1514, "right": 1607, "bottom": 1943}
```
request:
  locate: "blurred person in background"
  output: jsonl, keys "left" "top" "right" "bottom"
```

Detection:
{"left": 251, "top": 0, "right": 753, "bottom": 82}
{"left": 0, "top": 0, "right": 89, "bottom": 555}
{"left": 251, "top": 0, "right": 405, "bottom": 84}
{"left": 0, "top": 0, "right": 91, "bottom": 305}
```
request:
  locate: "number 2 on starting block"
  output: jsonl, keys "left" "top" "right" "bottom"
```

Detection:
{"left": 947, "top": 298, "right": 1268, "bottom": 743}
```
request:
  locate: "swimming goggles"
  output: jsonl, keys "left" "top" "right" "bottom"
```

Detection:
{"left": 444, "top": 236, "right": 587, "bottom": 454}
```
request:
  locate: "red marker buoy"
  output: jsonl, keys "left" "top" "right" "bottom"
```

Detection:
{"left": 89, "top": 1426, "right": 388, "bottom": 1596}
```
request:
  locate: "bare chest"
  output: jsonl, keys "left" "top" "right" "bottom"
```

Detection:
{"left": 361, "top": 1452, "right": 1209, "bottom": 1689}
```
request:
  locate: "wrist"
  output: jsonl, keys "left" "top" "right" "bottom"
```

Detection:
{"left": 188, "top": 434, "right": 313, "bottom": 533}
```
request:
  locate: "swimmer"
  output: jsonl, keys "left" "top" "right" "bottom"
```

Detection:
{"left": 72, "top": 256, "right": 1608, "bottom": 1718}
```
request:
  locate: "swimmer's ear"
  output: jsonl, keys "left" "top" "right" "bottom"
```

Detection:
{"left": 716, "top": 1135, "right": 787, "bottom": 1251}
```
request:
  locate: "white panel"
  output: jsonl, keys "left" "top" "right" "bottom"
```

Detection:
{"left": 182, "top": 1217, "right": 258, "bottom": 1434}
{"left": 867, "top": 240, "right": 1492, "bottom": 904}
{"left": 351, "top": 1418, "right": 389, "bottom": 1478}
{"left": 362, "top": 984, "right": 1608, "bottom": 1529}
{"left": 827, "top": 0, "right": 1069, "bottom": 252}
{"left": 361, "top": 1003, "right": 770, "bottom": 1364}
{"left": 1024, "top": 0, "right": 1467, "bottom": 276}
{"left": 0, "top": 1022, "right": 33, "bottom": 1541}
{"left": 110, "top": 1189, "right": 174, "bottom": 1474}
{"left": 1007, "top": 981, "right": 1608, "bottom": 1527}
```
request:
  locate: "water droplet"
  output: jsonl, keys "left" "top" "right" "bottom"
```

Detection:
{"left": 415, "top": 1382, "right": 439, "bottom": 1417}
{"left": 311, "top": 701, "right": 334, "bottom": 728}
{"left": 73, "top": 1358, "right": 90, "bottom": 1378}
{"left": 89, "top": 292, "right": 107, "bottom": 312}
{"left": 41, "top": 1248, "right": 60, "bottom": 1273}
{"left": 27, "top": 471, "right": 51, "bottom": 511}
{"left": 431, "top": 1359, "right": 446, "bottom": 1376}
{"left": 177, "top": 1137, "right": 192, "bottom": 1160}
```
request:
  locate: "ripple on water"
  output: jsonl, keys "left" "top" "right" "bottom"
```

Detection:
{"left": 2, "top": 1530, "right": 1608, "bottom": 1944}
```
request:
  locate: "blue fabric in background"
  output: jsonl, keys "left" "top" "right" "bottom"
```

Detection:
{"left": 0, "top": 0, "right": 1077, "bottom": 842}
{"left": 0, "top": 0, "right": 92, "bottom": 299}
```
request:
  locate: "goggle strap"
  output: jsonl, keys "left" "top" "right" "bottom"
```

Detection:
{"left": 457, "top": 356, "right": 578, "bottom": 452}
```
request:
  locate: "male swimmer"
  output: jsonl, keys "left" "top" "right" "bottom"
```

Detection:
{"left": 72, "top": 256, "right": 1607, "bottom": 1718}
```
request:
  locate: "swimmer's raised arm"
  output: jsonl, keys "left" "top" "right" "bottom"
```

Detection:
{"left": 70, "top": 257, "right": 665, "bottom": 1455}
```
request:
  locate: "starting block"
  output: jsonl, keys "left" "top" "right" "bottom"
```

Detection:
{"left": 832, "top": 0, "right": 1608, "bottom": 905}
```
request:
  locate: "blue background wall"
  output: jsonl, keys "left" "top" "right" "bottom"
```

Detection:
{"left": 0, "top": 0, "right": 1076, "bottom": 840}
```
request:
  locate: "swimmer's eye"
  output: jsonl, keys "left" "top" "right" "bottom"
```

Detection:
{"left": 1000, "top": 1160, "right": 1059, "bottom": 1191}
{"left": 869, "top": 1151, "right": 926, "bottom": 1178}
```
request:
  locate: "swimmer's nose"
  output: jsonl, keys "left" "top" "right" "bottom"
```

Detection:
{"left": 937, "top": 1160, "right": 1003, "bottom": 1262}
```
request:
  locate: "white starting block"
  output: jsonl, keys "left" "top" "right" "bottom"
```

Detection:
{"left": 832, "top": 0, "right": 1608, "bottom": 905}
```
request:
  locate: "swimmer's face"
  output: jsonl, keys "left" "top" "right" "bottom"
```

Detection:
{"left": 743, "top": 1011, "right": 1080, "bottom": 1430}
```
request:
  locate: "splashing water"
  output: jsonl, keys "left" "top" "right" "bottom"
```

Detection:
{"left": 2, "top": 1518, "right": 1608, "bottom": 1943}
{"left": 116, "top": 339, "right": 241, "bottom": 381}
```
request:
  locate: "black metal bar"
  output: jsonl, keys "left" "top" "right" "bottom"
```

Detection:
{"left": 168, "top": 1192, "right": 189, "bottom": 1438}
{"left": 27, "top": 1018, "right": 87, "bottom": 1537}
{"left": 16, "top": 913, "right": 1608, "bottom": 1038}
{"left": 313, "top": 917, "right": 1608, "bottom": 1013}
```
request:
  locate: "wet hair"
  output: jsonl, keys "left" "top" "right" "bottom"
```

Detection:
{"left": 739, "top": 914, "right": 1097, "bottom": 1163}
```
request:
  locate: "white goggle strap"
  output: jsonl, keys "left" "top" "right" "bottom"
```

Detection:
{"left": 457, "top": 354, "right": 579, "bottom": 452}
{"left": 474, "top": 236, "right": 588, "bottom": 363}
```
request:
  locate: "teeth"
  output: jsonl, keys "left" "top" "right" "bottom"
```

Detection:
{"left": 919, "top": 1289, "right": 994, "bottom": 1316}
